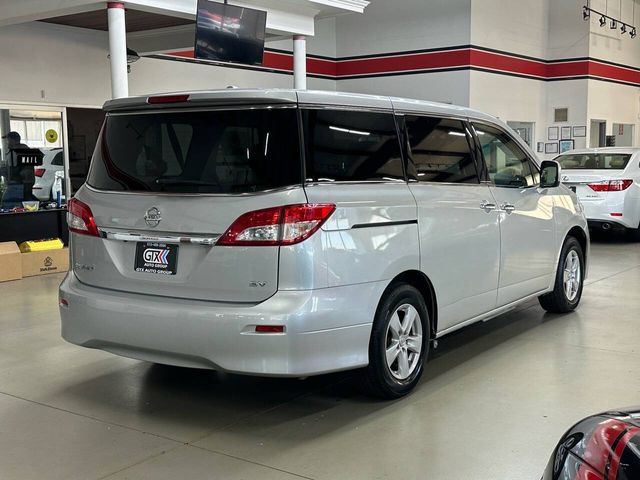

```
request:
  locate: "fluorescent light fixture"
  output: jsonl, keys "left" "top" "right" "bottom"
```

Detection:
{"left": 264, "top": 132, "right": 270, "bottom": 156}
{"left": 329, "top": 126, "right": 371, "bottom": 136}
{"left": 448, "top": 131, "right": 467, "bottom": 137}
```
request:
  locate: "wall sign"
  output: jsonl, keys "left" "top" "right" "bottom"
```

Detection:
{"left": 548, "top": 127, "right": 559, "bottom": 140}
{"left": 561, "top": 126, "right": 572, "bottom": 140}
{"left": 559, "top": 139, "right": 575, "bottom": 153}
{"left": 572, "top": 126, "right": 586, "bottom": 137}
{"left": 545, "top": 142, "right": 559, "bottom": 154}
{"left": 45, "top": 129, "right": 58, "bottom": 143}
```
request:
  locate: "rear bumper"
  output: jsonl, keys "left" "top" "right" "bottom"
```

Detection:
{"left": 580, "top": 192, "right": 640, "bottom": 229}
{"left": 59, "top": 272, "right": 382, "bottom": 377}
{"left": 587, "top": 220, "right": 628, "bottom": 231}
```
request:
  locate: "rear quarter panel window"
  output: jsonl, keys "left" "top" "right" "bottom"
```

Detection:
{"left": 405, "top": 116, "right": 479, "bottom": 183}
{"left": 302, "top": 109, "right": 404, "bottom": 182}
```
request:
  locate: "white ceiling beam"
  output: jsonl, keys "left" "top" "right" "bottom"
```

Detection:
{"left": 309, "top": 0, "right": 369, "bottom": 14}
{"left": 125, "top": 0, "right": 319, "bottom": 36}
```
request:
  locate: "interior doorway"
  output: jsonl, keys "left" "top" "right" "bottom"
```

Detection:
{"left": 612, "top": 123, "right": 635, "bottom": 147}
{"left": 590, "top": 120, "right": 606, "bottom": 147}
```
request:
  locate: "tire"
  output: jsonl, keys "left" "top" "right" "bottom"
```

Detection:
{"left": 538, "top": 236, "right": 585, "bottom": 313}
{"left": 363, "top": 284, "right": 430, "bottom": 399}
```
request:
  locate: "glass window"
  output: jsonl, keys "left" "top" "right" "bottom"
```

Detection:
{"left": 556, "top": 153, "right": 631, "bottom": 170}
{"left": 405, "top": 116, "right": 478, "bottom": 183}
{"left": 87, "top": 108, "right": 301, "bottom": 194}
{"left": 473, "top": 123, "right": 539, "bottom": 187}
{"left": 302, "top": 109, "right": 403, "bottom": 182}
{"left": 51, "top": 151, "right": 64, "bottom": 166}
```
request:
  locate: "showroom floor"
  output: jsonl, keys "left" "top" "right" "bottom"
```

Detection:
{"left": 1, "top": 234, "right": 639, "bottom": 480}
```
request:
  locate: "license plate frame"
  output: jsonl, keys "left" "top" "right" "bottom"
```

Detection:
{"left": 134, "top": 242, "right": 179, "bottom": 275}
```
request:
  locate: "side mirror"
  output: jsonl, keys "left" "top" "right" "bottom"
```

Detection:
{"left": 540, "top": 160, "right": 560, "bottom": 188}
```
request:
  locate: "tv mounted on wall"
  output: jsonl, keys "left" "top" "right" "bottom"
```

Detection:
{"left": 194, "top": 0, "right": 267, "bottom": 66}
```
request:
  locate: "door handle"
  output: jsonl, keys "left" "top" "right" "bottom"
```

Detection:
{"left": 480, "top": 201, "right": 497, "bottom": 213}
{"left": 501, "top": 203, "right": 516, "bottom": 214}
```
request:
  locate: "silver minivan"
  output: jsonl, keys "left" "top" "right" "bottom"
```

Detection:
{"left": 59, "top": 89, "right": 589, "bottom": 398}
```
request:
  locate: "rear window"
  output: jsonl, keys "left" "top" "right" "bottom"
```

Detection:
{"left": 557, "top": 153, "right": 631, "bottom": 170}
{"left": 87, "top": 108, "right": 301, "bottom": 193}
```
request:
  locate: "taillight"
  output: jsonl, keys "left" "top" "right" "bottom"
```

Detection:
{"left": 588, "top": 179, "right": 633, "bottom": 192}
{"left": 217, "top": 204, "right": 336, "bottom": 246}
{"left": 67, "top": 198, "right": 99, "bottom": 237}
{"left": 34, "top": 167, "right": 45, "bottom": 177}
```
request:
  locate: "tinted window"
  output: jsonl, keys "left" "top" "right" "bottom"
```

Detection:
{"left": 557, "top": 153, "right": 631, "bottom": 170}
{"left": 473, "top": 124, "right": 539, "bottom": 187}
{"left": 51, "top": 151, "right": 64, "bottom": 166}
{"left": 87, "top": 108, "right": 301, "bottom": 193}
{"left": 302, "top": 109, "right": 403, "bottom": 182}
{"left": 405, "top": 116, "right": 478, "bottom": 183}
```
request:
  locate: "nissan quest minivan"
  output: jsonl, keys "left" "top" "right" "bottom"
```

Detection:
{"left": 59, "top": 89, "right": 589, "bottom": 398}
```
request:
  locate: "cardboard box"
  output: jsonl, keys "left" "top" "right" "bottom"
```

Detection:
{"left": 21, "top": 247, "right": 69, "bottom": 277}
{"left": 0, "top": 242, "right": 23, "bottom": 282}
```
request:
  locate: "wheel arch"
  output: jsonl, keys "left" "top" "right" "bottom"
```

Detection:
{"left": 566, "top": 225, "right": 588, "bottom": 270}
{"left": 384, "top": 270, "right": 438, "bottom": 339}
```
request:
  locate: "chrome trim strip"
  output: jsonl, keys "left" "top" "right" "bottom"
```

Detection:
{"left": 100, "top": 229, "right": 220, "bottom": 245}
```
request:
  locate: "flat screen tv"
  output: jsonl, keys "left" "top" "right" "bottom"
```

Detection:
{"left": 194, "top": 0, "right": 267, "bottom": 66}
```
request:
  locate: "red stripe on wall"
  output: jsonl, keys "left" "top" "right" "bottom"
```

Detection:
{"left": 335, "top": 49, "right": 470, "bottom": 76}
{"left": 160, "top": 47, "right": 640, "bottom": 86}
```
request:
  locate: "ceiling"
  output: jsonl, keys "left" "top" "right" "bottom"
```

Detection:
{"left": 40, "top": 9, "right": 193, "bottom": 33}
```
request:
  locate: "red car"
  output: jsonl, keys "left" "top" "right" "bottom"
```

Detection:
{"left": 543, "top": 408, "right": 640, "bottom": 480}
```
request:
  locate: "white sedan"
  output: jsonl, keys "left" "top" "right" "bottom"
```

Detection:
{"left": 556, "top": 148, "right": 640, "bottom": 238}
{"left": 33, "top": 148, "right": 64, "bottom": 201}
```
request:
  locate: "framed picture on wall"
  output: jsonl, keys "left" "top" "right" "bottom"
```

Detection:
{"left": 573, "top": 126, "right": 587, "bottom": 137}
{"left": 545, "top": 142, "right": 559, "bottom": 154}
{"left": 548, "top": 126, "right": 559, "bottom": 140}
{"left": 561, "top": 126, "right": 572, "bottom": 139}
{"left": 559, "top": 139, "right": 574, "bottom": 153}
{"left": 537, "top": 142, "right": 544, "bottom": 153}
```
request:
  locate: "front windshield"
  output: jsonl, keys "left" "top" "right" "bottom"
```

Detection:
{"left": 556, "top": 153, "right": 631, "bottom": 170}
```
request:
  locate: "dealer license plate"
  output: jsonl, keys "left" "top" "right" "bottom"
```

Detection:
{"left": 134, "top": 242, "right": 178, "bottom": 275}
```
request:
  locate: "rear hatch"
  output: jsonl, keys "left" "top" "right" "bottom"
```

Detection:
{"left": 71, "top": 100, "right": 304, "bottom": 303}
{"left": 557, "top": 152, "right": 634, "bottom": 201}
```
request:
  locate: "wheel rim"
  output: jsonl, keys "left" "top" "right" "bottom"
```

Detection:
{"left": 384, "top": 303, "right": 423, "bottom": 380}
{"left": 563, "top": 249, "right": 581, "bottom": 302}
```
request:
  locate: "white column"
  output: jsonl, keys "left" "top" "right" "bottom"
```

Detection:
{"left": 107, "top": 2, "right": 128, "bottom": 98}
{"left": 293, "top": 35, "right": 307, "bottom": 90}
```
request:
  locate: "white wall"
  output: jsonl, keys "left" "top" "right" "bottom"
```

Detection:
{"left": 335, "top": 0, "right": 471, "bottom": 57}
{"left": 471, "top": 0, "right": 550, "bottom": 58}
{"left": 0, "top": 22, "right": 110, "bottom": 107}
{"left": 587, "top": 80, "right": 640, "bottom": 145}
{"left": 340, "top": 71, "right": 470, "bottom": 105}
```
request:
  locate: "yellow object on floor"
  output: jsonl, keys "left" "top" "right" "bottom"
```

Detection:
{"left": 18, "top": 238, "right": 64, "bottom": 253}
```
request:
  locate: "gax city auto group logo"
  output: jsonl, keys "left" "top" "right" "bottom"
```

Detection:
{"left": 143, "top": 248, "right": 170, "bottom": 265}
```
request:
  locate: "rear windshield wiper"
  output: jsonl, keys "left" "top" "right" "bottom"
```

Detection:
{"left": 155, "top": 179, "right": 220, "bottom": 186}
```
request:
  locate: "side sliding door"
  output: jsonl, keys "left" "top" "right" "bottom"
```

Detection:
{"left": 403, "top": 115, "right": 501, "bottom": 333}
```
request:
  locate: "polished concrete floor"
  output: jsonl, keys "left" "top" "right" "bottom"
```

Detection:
{"left": 1, "top": 233, "right": 639, "bottom": 479}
